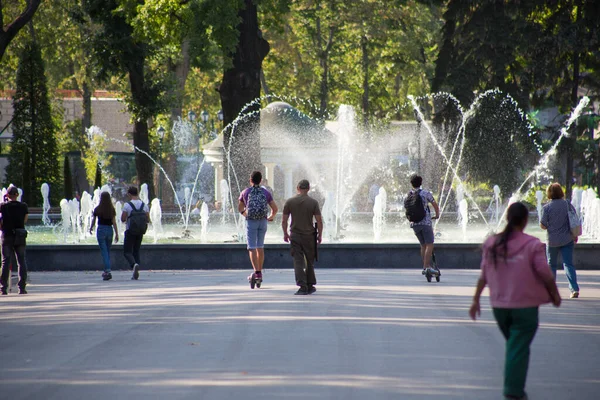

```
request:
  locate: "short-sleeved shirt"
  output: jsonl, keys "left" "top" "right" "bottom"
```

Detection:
{"left": 541, "top": 199, "right": 573, "bottom": 247}
{"left": 122, "top": 200, "right": 149, "bottom": 230}
{"left": 410, "top": 188, "right": 435, "bottom": 227}
{"left": 0, "top": 201, "right": 28, "bottom": 234}
{"left": 93, "top": 206, "right": 114, "bottom": 226}
{"left": 283, "top": 194, "right": 321, "bottom": 235}
{"left": 238, "top": 186, "right": 274, "bottom": 219}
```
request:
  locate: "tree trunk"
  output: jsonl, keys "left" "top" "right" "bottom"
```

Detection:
{"left": 219, "top": 0, "right": 269, "bottom": 193}
{"left": 260, "top": 68, "right": 271, "bottom": 97}
{"left": 431, "top": 11, "right": 456, "bottom": 93}
{"left": 127, "top": 59, "right": 155, "bottom": 199}
{"left": 169, "top": 39, "right": 191, "bottom": 122}
{"left": 82, "top": 80, "right": 92, "bottom": 132}
{"left": 567, "top": 2, "right": 582, "bottom": 201}
{"left": 361, "top": 34, "right": 369, "bottom": 130}
{"left": 28, "top": 24, "right": 37, "bottom": 205}
{"left": 0, "top": 0, "right": 41, "bottom": 61}
{"left": 81, "top": 77, "right": 92, "bottom": 194}
{"left": 161, "top": 40, "right": 191, "bottom": 205}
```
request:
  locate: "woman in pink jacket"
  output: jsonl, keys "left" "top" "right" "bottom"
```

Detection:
{"left": 469, "top": 202, "right": 561, "bottom": 400}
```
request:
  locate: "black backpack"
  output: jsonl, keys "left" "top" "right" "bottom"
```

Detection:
{"left": 127, "top": 201, "right": 148, "bottom": 235}
{"left": 404, "top": 190, "right": 426, "bottom": 222}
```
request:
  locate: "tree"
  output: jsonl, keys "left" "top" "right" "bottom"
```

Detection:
{"left": 5, "top": 41, "right": 61, "bottom": 205}
{"left": 260, "top": 0, "right": 442, "bottom": 124}
{"left": 0, "top": 0, "right": 41, "bottom": 61}
{"left": 463, "top": 94, "right": 539, "bottom": 196}
{"left": 432, "top": 1, "right": 600, "bottom": 197}
{"left": 63, "top": 156, "right": 73, "bottom": 199}
{"left": 83, "top": 0, "right": 170, "bottom": 199}
{"left": 219, "top": 0, "right": 271, "bottom": 189}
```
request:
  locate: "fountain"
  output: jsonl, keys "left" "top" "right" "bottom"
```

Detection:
{"left": 139, "top": 183, "right": 149, "bottom": 205}
{"left": 80, "top": 191, "right": 93, "bottom": 235}
{"left": 115, "top": 201, "right": 124, "bottom": 235}
{"left": 492, "top": 185, "right": 501, "bottom": 225}
{"left": 149, "top": 198, "right": 163, "bottom": 243}
{"left": 40, "top": 183, "right": 51, "bottom": 226}
{"left": 59, "top": 199, "right": 70, "bottom": 243}
{"left": 200, "top": 202, "right": 209, "bottom": 242}
{"left": 535, "top": 190, "right": 544, "bottom": 223}
{"left": 17, "top": 91, "right": 599, "bottom": 248}
{"left": 459, "top": 199, "right": 469, "bottom": 240}
{"left": 219, "top": 179, "right": 230, "bottom": 224}
{"left": 372, "top": 187, "right": 387, "bottom": 241}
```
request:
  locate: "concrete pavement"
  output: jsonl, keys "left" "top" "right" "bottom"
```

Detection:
{"left": 1, "top": 269, "right": 599, "bottom": 400}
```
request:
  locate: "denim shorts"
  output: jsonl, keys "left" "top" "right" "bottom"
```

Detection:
{"left": 412, "top": 224, "right": 434, "bottom": 245}
{"left": 246, "top": 219, "right": 268, "bottom": 249}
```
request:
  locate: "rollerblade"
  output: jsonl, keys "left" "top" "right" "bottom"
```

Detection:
{"left": 248, "top": 271, "right": 262, "bottom": 289}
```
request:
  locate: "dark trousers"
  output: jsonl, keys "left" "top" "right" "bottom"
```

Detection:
{"left": 123, "top": 231, "right": 143, "bottom": 268}
{"left": 0, "top": 236, "right": 27, "bottom": 290}
{"left": 290, "top": 232, "right": 317, "bottom": 288}
{"left": 493, "top": 307, "right": 539, "bottom": 398}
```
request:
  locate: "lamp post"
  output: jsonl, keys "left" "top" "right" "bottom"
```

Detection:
{"left": 157, "top": 126, "right": 165, "bottom": 200}
{"left": 216, "top": 109, "right": 224, "bottom": 139}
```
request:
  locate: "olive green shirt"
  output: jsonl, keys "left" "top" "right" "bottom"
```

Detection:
{"left": 283, "top": 194, "right": 321, "bottom": 235}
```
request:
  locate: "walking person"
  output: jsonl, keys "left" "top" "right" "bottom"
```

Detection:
{"left": 121, "top": 186, "right": 149, "bottom": 280}
{"left": 282, "top": 179, "right": 323, "bottom": 295}
{"left": 404, "top": 174, "right": 440, "bottom": 275}
{"left": 540, "top": 183, "right": 580, "bottom": 298}
{"left": 469, "top": 202, "right": 561, "bottom": 400}
{"left": 0, "top": 185, "right": 29, "bottom": 295}
{"left": 238, "top": 171, "right": 278, "bottom": 288}
{"left": 90, "top": 191, "right": 119, "bottom": 281}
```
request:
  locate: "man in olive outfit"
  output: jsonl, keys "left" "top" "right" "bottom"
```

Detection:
{"left": 0, "top": 185, "right": 29, "bottom": 295}
{"left": 282, "top": 179, "right": 323, "bottom": 295}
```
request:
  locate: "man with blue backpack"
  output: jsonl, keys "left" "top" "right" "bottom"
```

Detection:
{"left": 121, "top": 186, "right": 149, "bottom": 280}
{"left": 404, "top": 174, "right": 440, "bottom": 276}
{"left": 238, "top": 171, "right": 278, "bottom": 288}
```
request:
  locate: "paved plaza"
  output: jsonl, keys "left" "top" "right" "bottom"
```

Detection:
{"left": 1, "top": 269, "right": 599, "bottom": 400}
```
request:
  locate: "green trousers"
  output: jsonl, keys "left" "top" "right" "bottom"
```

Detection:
{"left": 493, "top": 307, "right": 539, "bottom": 398}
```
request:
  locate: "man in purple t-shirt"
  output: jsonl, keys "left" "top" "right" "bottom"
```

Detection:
{"left": 238, "top": 171, "right": 278, "bottom": 287}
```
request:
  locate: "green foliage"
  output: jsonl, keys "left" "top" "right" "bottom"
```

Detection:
{"left": 81, "top": 128, "right": 112, "bottom": 186}
{"left": 5, "top": 41, "right": 61, "bottom": 206}
{"left": 57, "top": 119, "right": 86, "bottom": 154}
{"left": 523, "top": 184, "right": 550, "bottom": 207}
{"left": 261, "top": 0, "right": 443, "bottom": 121}
{"left": 463, "top": 94, "right": 539, "bottom": 196}
{"left": 94, "top": 163, "right": 102, "bottom": 188}
{"left": 63, "top": 156, "right": 73, "bottom": 199}
{"left": 434, "top": 1, "right": 600, "bottom": 112}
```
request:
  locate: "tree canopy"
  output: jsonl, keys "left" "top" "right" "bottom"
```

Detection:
{"left": 0, "top": 0, "right": 598, "bottom": 204}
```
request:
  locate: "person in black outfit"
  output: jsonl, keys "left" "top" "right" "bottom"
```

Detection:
{"left": 121, "top": 186, "right": 149, "bottom": 280}
{"left": 0, "top": 185, "right": 29, "bottom": 295}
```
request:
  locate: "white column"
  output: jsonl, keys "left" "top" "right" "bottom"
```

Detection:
{"left": 213, "top": 164, "right": 223, "bottom": 201}
{"left": 265, "top": 163, "right": 275, "bottom": 191}
{"left": 284, "top": 165, "right": 294, "bottom": 200}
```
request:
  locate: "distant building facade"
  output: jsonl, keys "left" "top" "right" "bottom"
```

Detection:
{"left": 0, "top": 90, "right": 135, "bottom": 194}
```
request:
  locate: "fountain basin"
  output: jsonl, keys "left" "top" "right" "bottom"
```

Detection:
{"left": 25, "top": 242, "right": 600, "bottom": 271}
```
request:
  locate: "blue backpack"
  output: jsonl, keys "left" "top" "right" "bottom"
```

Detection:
{"left": 246, "top": 186, "right": 268, "bottom": 220}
